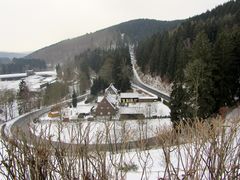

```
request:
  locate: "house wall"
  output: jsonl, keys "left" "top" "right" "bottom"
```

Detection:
{"left": 95, "top": 98, "right": 116, "bottom": 116}
{"left": 138, "top": 98, "right": 158, "bottom": 103}
{"left": 120, "top": 98, "right": 138, "bottom": 104}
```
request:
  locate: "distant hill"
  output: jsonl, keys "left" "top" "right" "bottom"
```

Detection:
{"left": 0, "top": 52, "right": 28, "bottom": 59}
{"left": 26, "top": 19, "right": 182, "bottom": 64}
{"left": 0, "top": 57, "right": 11, "bottom": 64}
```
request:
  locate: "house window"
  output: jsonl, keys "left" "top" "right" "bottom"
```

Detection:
{"left": 107, "top": 107, "right": 109, "bottom": 109}
{"left": 100, "top": 112, "right": 103, "bottom": 115}
{"left": 108, "top": 112, "right": 110, "bottom": 115}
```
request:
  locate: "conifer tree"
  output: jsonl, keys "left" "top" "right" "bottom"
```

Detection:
{"left": 56, "top": 64, "right": 62, "bottom": 79}
{"left": 184, "top": 32, "right": 215, "bottom": 118}
{"left": 17, "top": 80, "right": 31, "bottom": 115}
{"left": 170, "top": 80, "right": 191, "bottom": 126}
{"left": 72, "top": 90, "right": 77, "bottom": 108}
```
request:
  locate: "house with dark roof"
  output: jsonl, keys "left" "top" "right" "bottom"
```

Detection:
{"left": 95, "top": 95, "right": 118, "bottom": 116}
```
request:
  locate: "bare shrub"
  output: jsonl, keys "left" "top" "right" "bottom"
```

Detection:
{"left": 0, "top": 116, "right": 239, "bottom": 179}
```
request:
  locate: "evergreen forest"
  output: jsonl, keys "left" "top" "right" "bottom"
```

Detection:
{"left": 74, "top": 45, "right": 132, "bottom": 95}
{"left": 135, "top": 0, "right": 240, "bottom": 124}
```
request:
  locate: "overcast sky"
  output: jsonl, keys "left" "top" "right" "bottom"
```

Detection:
{"left": 0, "top": 0, "right": 229, "bottom": 52}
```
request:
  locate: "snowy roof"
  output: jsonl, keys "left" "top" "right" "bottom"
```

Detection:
{"left": 97, "top": 96, "right": 104, "bottom": 103}
{"left": 106, "top": 94, "right": 118, "bottom": 106}
{"left": 0, "top": 71, "right": 56, "bottom": 91}
{"left": 139, "top": 96, "right": 158, "bottom": 100}
{"left": 0, "top": 73, "right": 27, "bottom": 79}
{"left": 105, "top": 83, "right": 118, "bottom": 94}
{"left": 35, "top": 71, "right": 57, "bottom": 76}
{"left": 76, "top": 105, "right": 93, "bottom": 114}
{"left": 120, "top": 93, "right": 139, "bottom": 99}
{"left": 0, "top": 70, "right": 56, "bottom": 79}
{"left": 119, "top": 106, "right": 145, "bottom": 115}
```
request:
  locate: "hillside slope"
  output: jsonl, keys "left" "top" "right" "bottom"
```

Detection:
{"left": 135, "top": 0, "right": 240, "bottom": 122}
{"left": 26, "top": 19, "right": 182, "bottom": 65}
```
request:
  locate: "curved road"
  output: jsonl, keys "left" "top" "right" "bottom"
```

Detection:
{"left": 129, "top": 46, "right": 171, "bottom": 102}
{"left": 1, "top": 48, "right": 171, "bottom": 152}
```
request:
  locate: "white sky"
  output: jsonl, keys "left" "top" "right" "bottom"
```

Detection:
{"left": 0, "top": 0, "right": 229, "bottom": 52}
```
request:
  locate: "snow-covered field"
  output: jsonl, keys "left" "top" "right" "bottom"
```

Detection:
{"left": 32, "top": 97, "right": 171, "bottom": 144}
{"left": 125, "top": 106, "right": 240, "bottom": 179}
{"left": 31, "top": 118, "right": 172, "bottom": 144}
{"left": 28, "top": 106, "right": 240, "bottom": 179}
{"left": 0, "top": 71, "right": 56, "bottom": 121}
{"left": 0, "top": 71, "right": 56, "bottom": 92}
{"left": 1, "top": 106, "right": 240, "bottom": 179}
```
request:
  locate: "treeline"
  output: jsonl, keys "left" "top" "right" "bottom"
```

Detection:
{"left": 135, "top": 0, "right": 240, "bottom": 124}
{"left": 0, "top": 58, "right": 46, "bottom": 74}
{"left": 74, "top": 45, "right": 132, "bottom": 95}
{"left": 90, "top": 77, "right": 108, "bottom": 96}
{"left": 136, "top": 0, "right": 240, "bottom": 81}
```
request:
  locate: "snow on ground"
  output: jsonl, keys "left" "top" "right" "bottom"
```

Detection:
{"left": 121, "top": 102, "right": 170, "bottom": 117}
{"left": 129, "top": 47, "right": 172, "bottom": 96}
{"left": 31, "top": 118, "right": 172, "bottom": 144}
{"left": 0, "top": 80, "right": 20, "bottom": 91}
{"left": 39, "top": 100, "right": 95, "bottom": 121}
{"left": 0, "top": 71, "right": 56, "bottom": 122}
{"left": 64, "top": 104, "right": 94, "bottom": 119}
{"left": 226, "top": 105, "right": 240, "bottom": 121}
{"left": 1, "top": 106, "right": 240, "bottom": 179}
{"left": 124, "top": 105, "right": 240, "bottom": 179}
{"left": 35, "top": 71, "right": 56, "bottom": 76}
{"left": 34, "top": 95, "right": 171, "bottom": 144}
{"left": 0, "top": 70, "right": 56, "bottom": 92}
{"left": 0, "top": 101, "right": 18, "bottom": 122}
{"left": 124, "top": 148, "right": 174, "bottom": 179}
{"left": 136, "top": 67, "right": 172, "bottom": 95}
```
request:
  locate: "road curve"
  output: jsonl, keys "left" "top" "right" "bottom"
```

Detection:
{"left": 1, "top": 92, "right": 171, "bottom": 152}
{"left": 1, "top": 47, "right": 172, "bottom": 152}
{"left": 129, "top": 46, "right": 171, "bottom": 102}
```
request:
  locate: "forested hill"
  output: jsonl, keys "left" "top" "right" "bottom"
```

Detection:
{"left": 135, "top": 0, "right": 240, "bottom": 123}
{"left": 25, "top": 19, "right": 182, "bottom": 64}
{"left": 110, "top": 19, "right": 182, "bottom": 43}
{"left": 136, "top": 0, "right": 240, "bottom": 81}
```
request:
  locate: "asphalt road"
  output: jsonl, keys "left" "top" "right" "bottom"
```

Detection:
{"left": 129, "top": 47, "right": 171, "bottom": 102}
{"left": 2, "top": 92, "right": 169, "bottom": 152}
{"left": 2, "top": 48, "right": 172, "bottom": 152}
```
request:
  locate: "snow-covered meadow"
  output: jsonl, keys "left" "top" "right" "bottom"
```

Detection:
{"left": 31, "top": 118, "right": 172, "bottom": 144}
{"left": 0, "top": 71, "right": 56, "bottom": 92}
{"left": 0, "top": 105, "right": 240, "bottom": 179}
{"left": 31, "top": 97, "right": 172, "bottom": 144}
